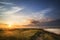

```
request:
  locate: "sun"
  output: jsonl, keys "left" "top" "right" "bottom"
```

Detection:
{"left": 8, "top": 24, "right": 12, "bottom": 27}
{"left": 7, "top": 22, "right": 13, "bottom": 28}
{"left": 4, "top": 19, "right": 31, "bottom": 29}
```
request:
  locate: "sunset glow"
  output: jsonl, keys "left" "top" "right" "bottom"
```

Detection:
{"left": 0, "top": 0, "right": 60, "bottom": 29}
{"left": 1, "top": 19, "right": 31, "bottom": 29}
{"left": 7, "top": 22, "right": 13, "bottom": 28}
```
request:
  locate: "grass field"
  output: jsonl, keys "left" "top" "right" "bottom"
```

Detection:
{"left": 0, "top": 28, "right": 60, "bottom": 40}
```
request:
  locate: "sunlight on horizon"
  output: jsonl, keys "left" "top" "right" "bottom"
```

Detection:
{"left": 0, "top": 19, "right": 32, "bottom": 29}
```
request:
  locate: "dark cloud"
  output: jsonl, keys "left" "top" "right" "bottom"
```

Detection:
{"left": 0, "top": 2, "right": 5, "bottom": 5}
{"left": 25, "top": 19, "right": 60, "bottom": 28}
{"left": 30, "top": 20, "right": 41, "bottom": 26}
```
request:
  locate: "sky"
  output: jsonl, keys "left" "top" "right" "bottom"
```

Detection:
{"left": 0, "top": 0, "right": 60, "bottom": 25}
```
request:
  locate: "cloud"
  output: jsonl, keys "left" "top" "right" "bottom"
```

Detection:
{"left": 30, "top": 20, "right": 41, "bottom": 26}
{"left": 0, "top": 6, "right": 53, "bottom": 25}
{"left": 0, "top": 2, "right": 31, "bottom": 25}
{"left": 3, "top": 6, "right": 23, "bottom": 15}
{"left": 0, "top": 2, "right": 25, "bottom": 23}
{"left": 31, "top": 8, "right": 51, "bottom": 20}
{"left": 0, "top": 2, "right": 53, "bottom": 25}
{"left": 0, "top": 6, "right": 23, "bottom": 16}
{"left": 24, "top": 19, "right": 60, "bottom": 28}
{"left": 0, "top": 6, "right": 4, "bottom": 8}
{"left": 0, "top": 6, "right": 24, "bottom": 22}
{"left": 0, "top": 2, "right": 15, "bottom": 5}
{"left": 0, "top": 2, "right": 23, "bottom": 15}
